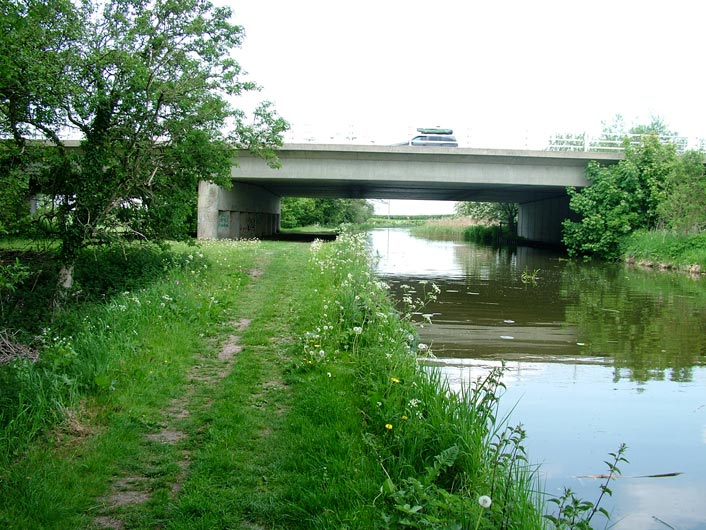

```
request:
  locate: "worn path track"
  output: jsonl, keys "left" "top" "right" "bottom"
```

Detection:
{"left": 91, "top": 244, "right": 308, "bottom": 529}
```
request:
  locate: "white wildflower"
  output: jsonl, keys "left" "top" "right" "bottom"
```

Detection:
{"left": 478, "top": 495, "right": 492, "bottom": 509}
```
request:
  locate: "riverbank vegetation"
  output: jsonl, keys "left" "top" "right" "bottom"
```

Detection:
{"left": 409, "top": 216, "right": 481, "bottom": 239}
{"left": 562, "top": 120, "right": 706, "bottom": 265}
{"left": 448, "top": 118, "right": 706, "bottom": 269}
{"left": 620, "top": 230, "right": 706, "bottom": 272}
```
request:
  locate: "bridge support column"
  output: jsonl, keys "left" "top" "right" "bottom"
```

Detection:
{"left": 197, "top": 181, "right": 280, "bottom": 240}
{"left": 518, "top": 195, "right": 573, "bottom": 245}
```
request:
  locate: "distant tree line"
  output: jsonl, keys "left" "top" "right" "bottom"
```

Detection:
{"left": 280, "top": 198, "right": 374, "bottom": 228}
{"left": 454, "top": 202, "right": 518, "bottom": 234}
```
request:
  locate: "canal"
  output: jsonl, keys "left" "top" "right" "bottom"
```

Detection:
{"left": 370, "top": 228, "right": 706, "bottom": 530}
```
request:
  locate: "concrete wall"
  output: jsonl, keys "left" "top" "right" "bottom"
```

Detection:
{"left": 197, "top": 181, "right": 280, "bottom": 240}
{"left": 518, "top": 195, "right": 573, "bottom": 245}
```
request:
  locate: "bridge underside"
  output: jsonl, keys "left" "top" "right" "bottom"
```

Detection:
{"left": 231, "top": 177, "right": 568, "bottom": 204}
{"left": 197, "top": 144, "right": 621, "bottom": 244}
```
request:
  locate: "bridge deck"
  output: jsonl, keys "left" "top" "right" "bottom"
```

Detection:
{"left": 231, "top": 144, "right": 623, "bottom": 203}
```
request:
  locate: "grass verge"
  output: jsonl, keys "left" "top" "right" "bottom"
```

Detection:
{"left": 621, "top": 229, "right": 706, "bottom": 272}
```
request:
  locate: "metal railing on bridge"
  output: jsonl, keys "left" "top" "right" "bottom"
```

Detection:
{"left": 283, "top": 125, "right": 705, "bottom": 154}
{"left": 545, "top": 133, "right": 705, "bottom": 154}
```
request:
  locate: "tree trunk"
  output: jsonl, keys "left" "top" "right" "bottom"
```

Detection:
{"left": 53, "top": 262, "right": 75, "bottom": 309}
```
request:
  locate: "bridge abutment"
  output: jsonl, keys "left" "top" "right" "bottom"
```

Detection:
{"left": 518, "top": 195, "right": 573, "bottom": 245}
{"left": 197, "top": 181, "right": 280, "bottom": 240}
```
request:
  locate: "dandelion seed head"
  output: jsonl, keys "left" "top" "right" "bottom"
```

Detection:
{"left": 478, "top": 495, "right": 492, "bottom": 509}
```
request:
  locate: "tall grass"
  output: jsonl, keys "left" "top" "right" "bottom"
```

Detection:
{"left": 0, "top": 242, "right": 257, "bottom": 465}
{"left": 287, "top": 230, "right": 545, "bottom": 528}
{"left": 463, "top": 224, "right": 511, "bottom": 245}
{"left": 409, "top": 216, "right": 482, "bottom": 239}
{"left": 621, "top": 229, "right": 706, "bottom": 270}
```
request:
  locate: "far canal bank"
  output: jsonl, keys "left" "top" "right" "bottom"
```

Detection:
{"left": 370, "top": 227, "right": 706, "bottom": 530}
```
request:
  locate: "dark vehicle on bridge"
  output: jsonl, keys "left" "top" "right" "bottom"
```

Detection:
{"left": 400, "top": 127, "right": 458, "bottom": 147}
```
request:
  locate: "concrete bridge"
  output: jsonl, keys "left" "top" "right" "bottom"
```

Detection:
{"left": 197, "top": 144, "right": 623, "bottom": 244}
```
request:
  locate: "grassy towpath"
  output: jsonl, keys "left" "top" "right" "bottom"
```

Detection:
{"left": 87, "top": 240, "right": 324, "bottom": 529}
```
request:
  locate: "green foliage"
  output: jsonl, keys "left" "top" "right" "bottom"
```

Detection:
{"left": 0, "top": 258, "right": 30, "bottom": 297}
{"left": 0, "top": 0, "right": 82, "bottom": 235}
{"left": 456, "top": 202, "right": 518, "bottom": 233}
{"left": 0, "top": 241, "right": 226, "bottom": 464}
{"left": 558, "top": 117, "right": 706, "bottom": 261}
{"left": 545, "top": 444, "right": 628, "bottom": 529}
{"left": 563, "top": 135, "right": 678, "bottom": 260}
{"left": 520, "top": 267, "right": 541, "bottom": 285}
{"left": 0, "top": 257, "right": 30, "bottom": 323}
{"left": 0, "top": 0, "right": 288, "bottom": 273}
{"left": 621, "top": 229, "right": 706, "bottom": 269}
{"left": 0, "top": 243, "right": 195, "bottom": 335}
{"left": 463, "top": 224, "right": 510, "bottom": 245}
{"left": 292, "top": 231, "right": 545, "bottom": 529}
{"left": 280, "top": 197, "right": 373, "bottom": 228}
{"left": 657, "top": 150, "right": 706, "bottom": 233}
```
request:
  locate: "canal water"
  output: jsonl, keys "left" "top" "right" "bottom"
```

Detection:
{"left": 369, "top": 228, "right": 706, "bottom": 530}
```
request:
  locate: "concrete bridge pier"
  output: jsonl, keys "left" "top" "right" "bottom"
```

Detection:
{"left": 517, "top": 195, "right": 574, "bottom": 245}
{"left": 197, "top": 181, "right": 280, "bottom": 240}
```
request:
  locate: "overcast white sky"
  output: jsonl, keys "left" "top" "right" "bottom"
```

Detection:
{"left": 227, "top": 0, "right": 706, "bottom": 215}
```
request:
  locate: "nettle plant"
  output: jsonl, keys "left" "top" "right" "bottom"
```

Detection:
{"left": 545, "top": 444, "right": 628, "bottom": 530}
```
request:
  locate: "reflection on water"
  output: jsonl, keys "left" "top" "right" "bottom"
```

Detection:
{"left": 370, "top": 228, "right": 706, "bottom": 530}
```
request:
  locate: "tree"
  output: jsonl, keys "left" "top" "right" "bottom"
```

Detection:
{"left": 455, "top": 201, "right": 518, "bottom": 234}
{"left": 280, "top": 198, "right": 374, "bottom": 228}
{"left": 562, "top": 134, "right": 677, "bottom": 260}
{"left": 0, "top": 0, "right": 83, "bottom": 234}
{"left": 657, "top": 150, "right": 706, "bottom": 234}
{"left": 1, "top": 0, "right": 288, "bottom": 293}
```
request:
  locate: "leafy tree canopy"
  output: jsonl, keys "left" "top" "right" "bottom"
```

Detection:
{"left": 657, "top": 150, "right": 706, "bottom": 234}
{"left": 280, "top": 198, "right": 374, "bottom": 229}
{"left": 562, "top": 132, "right": 678, "bottom": 260}
{"left": 454, "top": 201, "right": 518, "bottom": 233}
{"left": 1, "top": 0, "right": 288, "bottom": 282}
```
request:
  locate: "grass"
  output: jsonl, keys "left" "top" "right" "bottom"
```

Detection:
{"left": 0, "top": 234, "right": 548, "bottom": 529}
{"left": 280, "top": 224, "right": 339, "bottom": 233}
{"left": 409, "top": 216, "right": 483, "bottom": 239}
{"left": 621, "top": 229, "right": 706, "bottom": 271}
